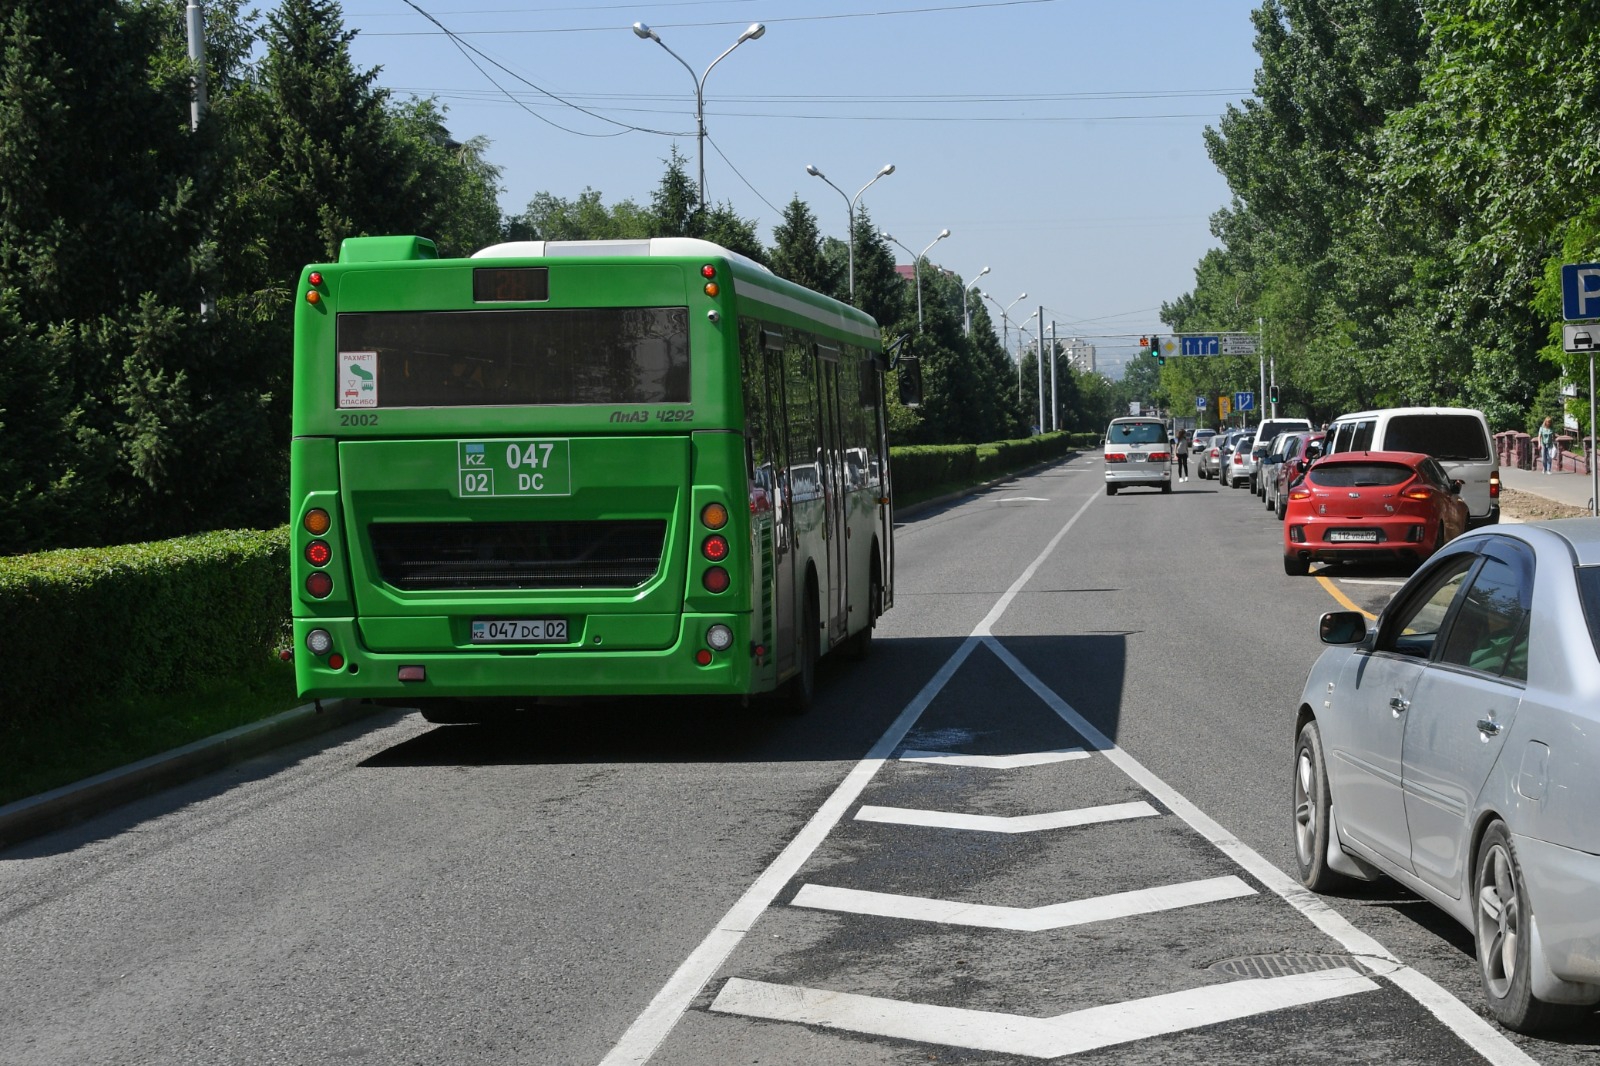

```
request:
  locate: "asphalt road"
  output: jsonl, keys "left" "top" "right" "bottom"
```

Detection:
{"left": 2, "top": 455, "right": 1595, "bottom": 1065}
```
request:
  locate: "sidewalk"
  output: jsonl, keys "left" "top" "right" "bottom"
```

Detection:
{"left": 1499, "top": 464, "right": 1598, "bottom": 511}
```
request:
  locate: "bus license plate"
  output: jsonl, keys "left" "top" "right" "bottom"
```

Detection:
{"left": 471, "top": 619, "right": 568, "bottom": 644}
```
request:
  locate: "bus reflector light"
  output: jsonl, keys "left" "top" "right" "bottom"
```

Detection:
{"left": 304, "top": 509, "right": 331, "bottom": 535}
{"left": 328, "top": 653, "right": 345, "bottom": 670}
{"left": 306, "top": 629, "right": 333, "bottom": 655}
{"left": 706, "top": 624, "right": 734, "bottom": 651}
{"left": 305, "top": 540, "right": 331, "bottom": 566}
{"left": 754, "top": 644, "right": 766, "bottom": 657}
{"left": 702, "top": 567, "right": 730, "bottom": 593}
{"left": 704, "top": 282, "right": 719, "bottom": 297}
{"left": 306, "top": 572, "right": 333, "bottom": 598}
{"left": 695, "top": 649, "right": 713, "bottom": 666}
{"left": 701, "top": 502, "right": 729, "bottom": 529}
{"left": 702, "top": 534, "right": 729, "bottom": 561}
{"left": 701, "top": 264, "right": 716, "bottom": 278}
{"left": 398, "top": 665, "right": 425, "bottom": 682}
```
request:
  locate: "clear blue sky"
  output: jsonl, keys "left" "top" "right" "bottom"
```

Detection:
{"left": 341, "top": 0, "right": 1264, "bottom": 377}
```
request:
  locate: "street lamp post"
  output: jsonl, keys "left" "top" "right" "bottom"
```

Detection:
{"left": 806, "top": 163, "right": 895, "bottom": 299}
{"left": 633, "top": 21, "right": 765, "bottom": 209}
{"left": 880, "top": 227, "right": 949, "bottom": 329}
{"left": 962, "top": 265, "right": 990, "bottom": 335}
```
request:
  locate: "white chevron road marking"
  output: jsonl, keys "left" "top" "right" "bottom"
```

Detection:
{"left": 855, "top": 800, "right": 1158, "bottom": 833}
{"left": 898, "top": 748, "right": 1088, "bottom": 768}
{"left": 710, "top": 967, "right": 1378, "bottom": 1058}
{"left": 790, "top": 875, "right": 1256, "bottom": 931}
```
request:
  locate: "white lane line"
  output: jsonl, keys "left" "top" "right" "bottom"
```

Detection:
{"left": 856, "top": 800, "right": 1157, "bottom": 833}
{"left": 790, "top": 875, "right": 1256, "bottom": 931}
{"left": 981, "top": 636, "right": 1538, "bottom": 1066}
{"left": 998, "top": 496, "right": 1050, "bottom": 502}
{"left": 596, "top": 489, "right": 1103, "bottom": 1066}
{"left": 898, "top": 748, "right": 1088, "bottom": 768}
{"left": 711, "top": 968, "right": 1378, "bottom": 1059}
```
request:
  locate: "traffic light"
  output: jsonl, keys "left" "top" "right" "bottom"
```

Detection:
{"left": 1153, "top": 335, "right": 1165, "bottom": 365}
{"left": 1269, "top": 384, "right": 1280, "bottom": 405}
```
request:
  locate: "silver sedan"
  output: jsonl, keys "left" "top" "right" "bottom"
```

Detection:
{"left": 1292, "top": 519, "right": 1600, "bottom": 1032}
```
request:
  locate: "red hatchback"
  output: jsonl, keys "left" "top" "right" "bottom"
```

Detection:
{"left": 1282, "top": 450, "right": 1468, "bottom": 575}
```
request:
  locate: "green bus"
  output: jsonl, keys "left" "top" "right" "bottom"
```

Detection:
{"left": 289, "top": 235, "right": 894, "bottom": 718}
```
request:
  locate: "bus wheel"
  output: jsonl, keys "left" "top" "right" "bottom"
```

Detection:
{"left": 846, "top": 562, "right": 881, "bottom": 661}
{"left": 781, "top": 587, "right": 820, "bottom": 714}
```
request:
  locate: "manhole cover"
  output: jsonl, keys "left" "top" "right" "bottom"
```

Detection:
{"left": 1208, "top": 953, "right": 1367, "bottom": 979}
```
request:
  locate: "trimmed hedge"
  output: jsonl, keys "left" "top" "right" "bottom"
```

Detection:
{"left": 0, "top": 529, "right": 290, "bottom": 720}
{"left": 890, "top": 431, "right": 1089, "bottom": 500}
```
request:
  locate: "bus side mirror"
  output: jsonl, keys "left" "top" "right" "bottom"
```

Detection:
{"left": 897, "top": 356, "right": 923, "bottom": 408}
{"left": 887, "top": 334, "right": 922, "bottom": 408}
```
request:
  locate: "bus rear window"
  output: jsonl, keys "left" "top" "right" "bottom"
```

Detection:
{"left": 337, "top": 307, "right": 689, "bottom": 407}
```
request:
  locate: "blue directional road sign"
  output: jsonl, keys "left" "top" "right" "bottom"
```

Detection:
{"left": 1234, "top": 391, "right": 1256, "bottom": 412}
{"left": 1196, "top": 396, "right": 1207, "bottom": 411}
{"left": 1562, "top": 263, "right": 1600, "bottom": 321}
{"left": 1180, "top": 335, "right": 1219, "bottom": 356}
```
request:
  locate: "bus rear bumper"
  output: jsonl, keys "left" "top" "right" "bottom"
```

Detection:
{"left": 293, "top": 615, "right": 760, "bottom": 699}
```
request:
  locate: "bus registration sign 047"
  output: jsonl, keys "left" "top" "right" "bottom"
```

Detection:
{"left": 457, "top": 439, "right": 573, "bottom": 497}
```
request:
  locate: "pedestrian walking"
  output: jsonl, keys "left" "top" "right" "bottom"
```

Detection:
{"left": 1539, "top": 416, "right": 1555, "bottom": 473}
{"left": 1173, "top": 432, "right": 1189, "bottom": 482}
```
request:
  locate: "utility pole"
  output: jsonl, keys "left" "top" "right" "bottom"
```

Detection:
{"left": 187, "top": 0, "right": 207, "bottom": 130}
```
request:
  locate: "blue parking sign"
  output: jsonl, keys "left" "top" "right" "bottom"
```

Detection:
{"left": 1196, "top": 396, "right": 1207, "bottom": 410}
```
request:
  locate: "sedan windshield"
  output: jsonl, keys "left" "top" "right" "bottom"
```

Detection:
{"left": 1309, "top": 463, "right": 1412, "bottom": 488}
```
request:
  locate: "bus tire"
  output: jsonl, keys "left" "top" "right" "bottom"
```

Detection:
{"left": 846, "top": 557, "right": 881, "bottom": 661}
{"left": 780, "top": 581, "right": 820, "bottom": 714}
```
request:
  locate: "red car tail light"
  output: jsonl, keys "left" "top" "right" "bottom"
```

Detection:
{"left": 1402, "top": 487, "right": 1433, "bottom": 501}
{"left": 1490, "top": 472, "right": 1501, "bottom": 498}
{"left": 1105, "top": 453, "right": 1128, "bottom": 463}
{"left": 1148, "top": 451, "right": 1171, "bottom": 462}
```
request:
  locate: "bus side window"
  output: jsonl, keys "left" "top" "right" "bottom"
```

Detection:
{"left": 785, "top": 328, "right": 819, "bottom": 503}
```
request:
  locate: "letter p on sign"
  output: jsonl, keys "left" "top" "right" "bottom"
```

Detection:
{"left": 1561, "top": 263, "right": 1600, "bottom": 320}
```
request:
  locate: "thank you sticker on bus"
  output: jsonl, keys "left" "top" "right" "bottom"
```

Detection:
{"left": 456, "top": 439, "right": 573, "bottom": 497}
{"left": 338, "top": 351, "right": 378, "bottom": 408}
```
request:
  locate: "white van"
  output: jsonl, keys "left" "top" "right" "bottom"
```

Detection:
{"left": 1102, "top": 416, "right": 1173, "bottom": 495}
{"left": 1324, "top": 406, "right": 1499, "bottom": 527}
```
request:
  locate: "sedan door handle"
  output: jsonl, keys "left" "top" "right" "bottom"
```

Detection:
{"left": 1477, "top": 718, "right": 1502, "bottom": 737}
{"left": 1389, "top": 695, "right": 1409, "bottom": 714}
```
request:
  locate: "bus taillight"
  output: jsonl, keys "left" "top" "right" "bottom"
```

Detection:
{"left": 706, "top": 625, "right": 733, "bottom": 651}
{"left": 305, "top": 540, "right": 331, "bottom": 567}
{"left": 306, "top": 629, "right": 333, "bottom": 655}
{"left": 304, "top": 508, "right": 331, "bottom": 535}
{"left": 306, "top": 572, "right": 333, "bottom": 598}
{"left": 702, "top": 567, "right": 730, "bottom": 593}
{"left": 702, "top": 534, "right": 729, "bottom": 562}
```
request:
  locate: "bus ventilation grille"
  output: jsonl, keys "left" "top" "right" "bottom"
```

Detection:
{"left": 369, "top": 520, "right": 668, "bottom": 591}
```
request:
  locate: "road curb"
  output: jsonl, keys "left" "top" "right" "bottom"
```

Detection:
{"left": 0, "top": 698, "right": 385, "bottom": 850}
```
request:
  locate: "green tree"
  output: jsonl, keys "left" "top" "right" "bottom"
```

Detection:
{"left": 768, "top": 197, "right": 840, "bottom": 295}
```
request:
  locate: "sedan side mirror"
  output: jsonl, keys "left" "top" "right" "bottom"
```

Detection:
{"left": 1319, "top": 610, "right": 1368, "bottom": 645}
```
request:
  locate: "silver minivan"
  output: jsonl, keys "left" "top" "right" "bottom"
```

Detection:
{"left": 1102, "top": 417, "right": 1172, "bottom": 495}
{"left": 1324, "top": 406, "right": 1499, "bottom": 527}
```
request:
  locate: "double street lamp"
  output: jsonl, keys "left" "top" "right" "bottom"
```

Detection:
{"left": 880, "top": 227, "right": 949, "bottom": 329}
{"left": 633, "top": 20, "right": 766, "bottom": 209}
{"left": 806, "top": 163, "right": 895, "bottom": 298}
{"left": 961, "top": 265, "right": 990, "bottom": 335}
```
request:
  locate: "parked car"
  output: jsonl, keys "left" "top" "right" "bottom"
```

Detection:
{"left": 1265, "top": 431, "right": 1324, "bottom": 519}
{"left": 1102, "top": 416, "right": 1173, "bottom": 495}
{"left": 1282, "top": 450, "right": 1468, "bottom": 575}
{"left": 1248, "top": 418, "right": 1314, "bottom": 495}
{"left": 1292, "top": 519, "right": 1600, "bottom": 1031}
{"left": 1188, "top": 428, "right": 1216, "bottom": 456}
{"left": 1199, "top": 437, "right": 1225, "bottom": 479}
{"left": 1222, "top": 432, "right": 1256, "bottom": 488}
{"left": 1324, "top": 406, "right": 1499, "bottom": 528}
